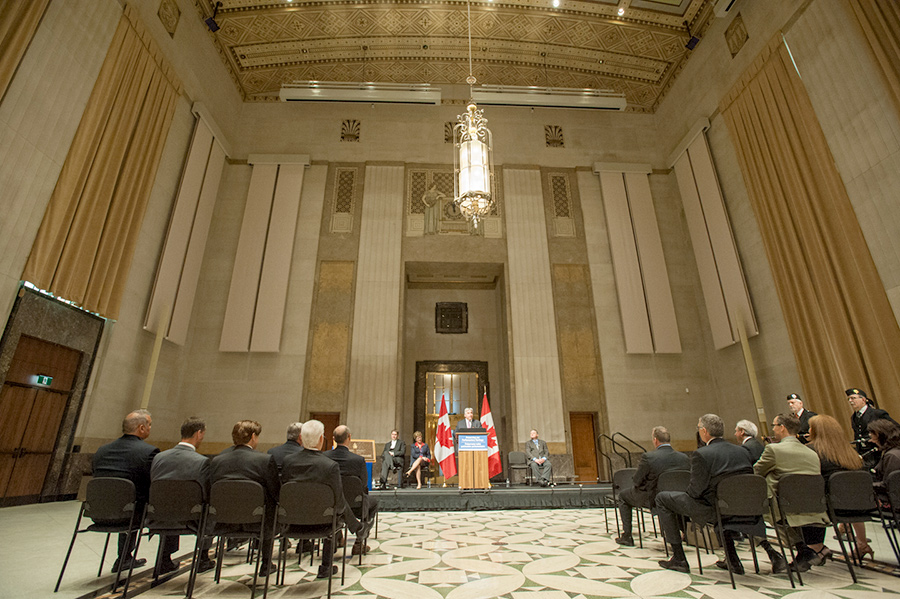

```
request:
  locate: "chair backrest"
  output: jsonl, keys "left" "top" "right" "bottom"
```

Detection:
{"left": 776, "top": 474, "right": 826, "bottom": 514}
{"left": 827, "top": 470, "right": 877, "bottom": 512}
{"left": 209, "top": 480, "right": 265, "bottom": 525}
{"left": 657, "top": 470, "right": 691, "bottom": 493}
{"left": 887, "top": 470, "right": 900, "bottom": 514}
{"left": 341, "top": 475, "right": 365, "bottom": 511}
{"left": 508, "top": 451, "right": 527, "bottom": 468}
{"left": 612, "top": 468, "right": 637, "bottom": 493}
{"left": 278, "top": 481, "right": 338, "bottom": 526}
{"left": 716, "top": 474, "right": 767, "bottom": 516}
{"left": 84, "top": 477, "right": 137, "bottom": 521}
{"left": 147, "top": 479, "right": 205, "bottom": 525}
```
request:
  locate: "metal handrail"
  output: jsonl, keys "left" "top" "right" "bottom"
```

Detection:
{"left": 599, "top": 433, "right": 633, "bottom": 468}
{"left": 612, "top": 431, "right": 647, "bottom": 455}
{"left": 597, "top": 434, "right": 616, "bottom": 483}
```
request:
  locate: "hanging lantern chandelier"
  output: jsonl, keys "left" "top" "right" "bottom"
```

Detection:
{"left": 453, "top": 1, "right": 495, "bottom": 229}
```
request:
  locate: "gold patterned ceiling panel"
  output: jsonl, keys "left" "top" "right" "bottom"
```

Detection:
{"left": 195, "top": 0, "right": 717, "bottom": 112}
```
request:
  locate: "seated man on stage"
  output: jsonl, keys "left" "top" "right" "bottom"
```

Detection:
{"left": 526, "top": 429, "right": 553, "bottom": 487}
{"left": 615, "top": 426, "right": 689, "bottom": 547}
{"left": 379, "top": 430, "right": 405, "bottom": 488}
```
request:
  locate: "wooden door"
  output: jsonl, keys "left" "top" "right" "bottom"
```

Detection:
{"left": 310, "top": 412, "right": 340, "bottom": 450}
{"left": 0, "top": 335, "right": 81, "bottom": 499}
{"left": 569, "top": 412, "right": 599, "bottom": 484}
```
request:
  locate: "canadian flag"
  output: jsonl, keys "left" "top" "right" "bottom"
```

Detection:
{"left": 434, "top": 394, "right": 457, "bottom": 478}
{"left": 480, "top": 392, "right": 502, "bottom": 479}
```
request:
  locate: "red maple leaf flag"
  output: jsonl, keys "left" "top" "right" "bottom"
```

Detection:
{"left": 434, "top": 394, "right": 457, "bottom": 479}
{"left": 480, "top": 391, "right": 502, "bottom": 479}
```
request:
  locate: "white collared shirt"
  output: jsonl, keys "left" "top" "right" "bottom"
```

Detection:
{"left": 177, "top": 441, "right": 197, "bottom": 451}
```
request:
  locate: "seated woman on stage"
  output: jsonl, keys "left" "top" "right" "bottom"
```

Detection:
{"left": 406, "top": 431, "right": 431, "bottom": 489}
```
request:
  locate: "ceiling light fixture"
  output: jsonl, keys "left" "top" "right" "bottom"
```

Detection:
{"left": 618, "top": 7, "right": 625, "bottom": 16}
{"left": 453, "top": 1, "right": 495, "bottom": 229}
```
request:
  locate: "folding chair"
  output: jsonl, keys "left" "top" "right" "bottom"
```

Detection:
{"left": 611, "top": 468, "right": 637, "bottom": 537}
{"left": 769, "top": 474, "right": 827, "bottom": 588}
{"left": 714, "top": 474, "right": 768, "bottom": 589}
{"left": 274, "top": 481, "right": 347, "bottom": 599}
{"left": 145, "top": 479, "right": 208, "bottom": 597}
{"left": 508, "top": 451, "right": 531, "bottom": 485}
{"left": 826, "top": 470, "right": 879, "bottom": 583}
{"left": 877, "top": 470, "right": 900, "bottom": 564}
{"left": 648, "top": 469, "right": 691, "bottom": 552}
{"left": 55, "top": 478, "right": 145, "bottom": 597}
{"left": 341, "top": 475, "right": 373, "bottom": 565}
{"left": 206, "top": 480, "right": 270, "bottom": 599}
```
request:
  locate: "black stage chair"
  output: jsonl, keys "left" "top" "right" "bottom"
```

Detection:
{"left": 714, "top": 474, "right": 768, "bottom": 589}
{"left": 274, "top": 481, "right": 347, "bottom": 598}
{"left": 206, "top": 480, "right": 270, "bottom": 599}
{"left": 341, "top": 474, "right": 372, "bottom": 565}
{"left": 508, "top": 451, "right": 531, "bottom": 485}
{"left": 769, "top": 474, "right": 827, "bottom": 588}
{"left": 611, "top": 468, "right": 637, "bottom": 537}
{"left": 650, "top": 469, "right": 691, "bottom": 555}
{"left": 145, "top": 479, "right": 208, "bottom": 597}
{"left": 827, "top": 470, "right": 879, "bottom": 582}
{"left": 55, "top": 477, "right": 145, "bottom": 597}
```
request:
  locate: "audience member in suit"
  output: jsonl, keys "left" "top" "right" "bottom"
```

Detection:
{"left": 786, "top": 394, "right": 816, "bottom": 444}
{"left": 615, "top": 426, "right": 689, "bottom": 547}
{"left": 406, "top": 430, "right": 432, "bottom": 489}
{"left": 734, "top": 419, "right": 765, "bottom": 464}
{"left": 150, "top": 417, "right": 213, "bottom": 574}
{"left": 92, "top": 409, "right": 158, "bottom": 572}
{"left": 282, "top": 420, "right": 366, "bottom": 579}
{"left": 324, "top": 425, "right": 378, "bottom": 555}
{"left": 755, "top": 413, "right": 829, "bottom": 573}
{"left": 848, "top": 387, "right": 898, "bottom": 467}
{"left": 525, "top": 429, "right": 553, "bottom": 487}
{"left": 209, "top": 420, "right": 281, "bottom": 577}
{"left": 267, "top": 422, "right": 303, "bottom": 472}
{"left": 655, "top": 414, "right": 772, "bottom": 575}
{"left": 808, "top": 414, "right": 868, "bottom": 563}
{"left": 379, "top": 429, "right": 406, "bottom": 488}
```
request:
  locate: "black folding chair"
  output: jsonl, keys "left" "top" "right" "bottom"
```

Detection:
{"left": 877, "top": 470, "right": 900, "bottom": 564}
{"left": 653, "top": 469, "right": 691, "bottom": 556}
{"left": 341, "top": 475, "right": 372, "bottom": 565}
{"left": 611, "top": 468, "right": 637, "bottom": 537}
{"left": 714, "top": 474, "right": 768, "bottom": 589}
{"left": 826, "top": 470, "right": 879, "bottom": 583}
{"left": 274, "top": 481, "right": 347, "bottom": 598}
{"left": 770, "top": 474, "right": 827, "bottom": 588}
{"left": 508, "top": 451, "right": 531, "bottom": 485}
{"left": 206, "top": 480, "right": 270, "bottom": 599}
{"left": 55, "top": 478, "right": 145, "bottom": 597}
{"left": 145, "top": 479, "right": 208, "bottom": 597}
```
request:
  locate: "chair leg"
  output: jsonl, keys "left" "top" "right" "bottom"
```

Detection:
{"left": 98, "top": 533, "right": 111, "bottom": 578}
{"left": 693, "top": 523, "right": 703, "bottom": 575}
{"left": 55, "top": 507, "right": 85, "bottom": 592}
{"left": 831, "top": 520, "right": 858, "bottom": 583}
{"left": 374, "top": 511, "right": 379, "bottom": 539}
{"left": 215, "top": 536, "right": 225, "bottom": 584}
{"left": 749, "top": 535, "right": 760, "bottom": 574}
{"left": 341, "top": 525, "right": 348, "bottom": 585}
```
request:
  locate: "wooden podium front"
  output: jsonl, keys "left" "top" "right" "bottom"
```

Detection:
{"left": 457, "top": 431, "right": 489, "bottom": 489}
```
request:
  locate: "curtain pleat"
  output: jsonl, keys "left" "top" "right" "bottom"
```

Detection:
{"left": 22, "top": 6, "right": 181, "bottom": 319}
{"left": 848, "top": 0, "right": 900, "bottom": 114}
{"left": 720, "top": 36, "right": 900, "bottom": 428}
{"left": 0, "top": 0, "right": 52, "bottom": 103}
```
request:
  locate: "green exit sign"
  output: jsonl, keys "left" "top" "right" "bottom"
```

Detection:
{"left": 35, "top": 375, "right": 52, "bottom": 386}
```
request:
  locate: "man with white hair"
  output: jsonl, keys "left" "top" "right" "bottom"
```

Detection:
{"left": 786, "top": 394, "right": 816, "bottom": 444}
{"left": 282, "top": 420, "right": 366, "bottom": 579}
{"left": 734, "top": 419, "right": 764, "bottom": 463}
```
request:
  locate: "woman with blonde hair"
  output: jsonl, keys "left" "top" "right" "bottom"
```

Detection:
{"left": 405, "top": 430, "right": 431, "bottom": 489}
{"left": 808, "top": 414, "right": 870, "bottom": 562}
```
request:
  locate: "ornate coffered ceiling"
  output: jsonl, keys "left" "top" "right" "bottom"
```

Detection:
{"left": 195, "top": 0, "right": 717, "bottom": 112}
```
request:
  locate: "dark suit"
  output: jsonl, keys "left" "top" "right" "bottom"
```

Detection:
{"left": 210, "top": 445, "right": 280, "bottom": 562}
{"left": 456, "top": 418, "right": 483, "bottom": 431}
{"left": 267, "top": 440, "right": 303, "bottom": 470}
{"left": 282, "top": 449, "right": 360, "bottom": 570}
{"left": 92, "top": 434, "right": 159, "bottom": 562}
{"left": 325, "top": 445, "right": 378, "bottom": 535}
{"left": 741, "top": 437, "right": 765, "bottom": 463}
{"left": 655, "top": 437, "right": 752, "bottom": 546}
{"left": 379, "top": 439, "right": 406, "bottom": 485}
{"left": 796, "top": 409, "right": 816, "bottom": 444}
{"left": 150, "top": 443, "right": 211, "bottom": 561}
{"left": 525, "top": 438, "right": 552, "bottom": 484}
{"left": 618, "top": 445, "right": 689, "bottom": 537}
{"left": 852, "top": 405, "right": 899, "bottom": 466}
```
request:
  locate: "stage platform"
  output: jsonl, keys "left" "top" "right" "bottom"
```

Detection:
{"left": 371, "top": 482, "right": 613, "bottom": 512}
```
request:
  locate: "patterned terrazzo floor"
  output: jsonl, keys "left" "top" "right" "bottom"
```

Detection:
{"left": 140, "top": 509, "right": 900, "bottom": 598}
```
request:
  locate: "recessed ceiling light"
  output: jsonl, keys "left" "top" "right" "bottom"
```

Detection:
{"left": 553, "top": 0, "right": 560, "bottom": 6}
{"left": 617, "top": 7, "right": 625, "bottom": 16}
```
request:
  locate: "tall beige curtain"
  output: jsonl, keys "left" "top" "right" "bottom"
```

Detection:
{"left": 0, "top": 0, "right": 52, "bottom": 103}
{"left": 720, "top": 36, "right": 900, "bottom": 428}
{"left": 22, "top": 6, "right": 182, "bottom": 319}
{"left": 848, "top": 0, "right": 900, "bottom": 113}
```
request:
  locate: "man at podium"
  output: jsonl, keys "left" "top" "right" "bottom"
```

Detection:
{"left": 456, "top": 407, "right": 484, "bottom": 432}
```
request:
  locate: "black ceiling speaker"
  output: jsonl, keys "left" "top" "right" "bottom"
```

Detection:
{"left": 206, "top": 1, "right": 223, "bottom": 33}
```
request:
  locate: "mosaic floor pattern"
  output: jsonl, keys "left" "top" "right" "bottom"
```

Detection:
{"left": 144, "top": 509, "right": 900, "bottom": 598}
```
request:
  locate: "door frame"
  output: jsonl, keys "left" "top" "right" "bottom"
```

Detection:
{"left": 413, "top": 361, "right": 489, "bottom": 441}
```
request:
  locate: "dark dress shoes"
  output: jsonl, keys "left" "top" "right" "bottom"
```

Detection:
{"left": 658, "top": 556, "right": 690, "bottom": 573}
{"left": 615, "top": 535, "right": 635, "bottom": 547}
{"left": 317, "top": 565, "right": 338, "bottom": 579}
{"left": 715, "top": 559, "right": 744, "bottom": 575}
{"left": 111, "top": 557, "right": 146, "bottom": 573}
